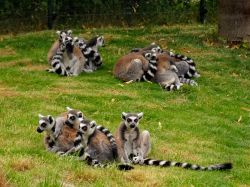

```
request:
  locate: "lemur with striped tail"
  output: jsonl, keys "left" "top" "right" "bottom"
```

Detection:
{"left": 36, "top": 108, "right": 84, "bottom": 153}
{"left": 47, "top": 30, "right": 72, "bottom": 65}
{"left": 131, "top": 43, "right": 200, "bottom": 79}
{"left": 115, "top": 113, "right": 232, "bottom": 171}
{"left": 73, "top": 36, "right": 104, "bottom": 72}
{"left": 61, "top": 118, "right": 133, "bottom": 170}
{"left": 47, "top": 30, "right": 86, "bottom": 76}
{"left": 113, "top": 51, "right": 158, "bottom": 83}
{"left": 114, "top": 112, "right": 151, "bottom": 164}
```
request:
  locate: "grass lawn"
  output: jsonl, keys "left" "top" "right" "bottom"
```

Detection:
{"left": 0, "top": 24, "right": 250, "bottom": 187}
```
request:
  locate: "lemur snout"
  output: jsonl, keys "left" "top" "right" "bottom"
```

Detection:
{"left": 37, "top": 127, "right": 43, "bottom": 133}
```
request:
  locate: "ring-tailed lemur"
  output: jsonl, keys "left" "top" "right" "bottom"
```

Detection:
{"left": 36, "top": 114, "right": 77, "bottom": 153}
{"left": 47, "top": 30, "right": 86, "bottom": 76}
{"left": 61, "top": 118, "right": 133, "bottom": 170}
{"left": 131, "top": 43, "right": 200, "bottom": 79}
{"left": 132, "top": 157, "right": 232, "bottom": 171}
{"left": 65, "top": 107, "right": 117, "bottom": 159}
{"left": 114, "top": 113, "right": 232, "bottom": 171}
{"left": 47, "top": 30, "right": 73, "bottom": 65}
{"left": 73, "top": 36, "right": 104, "bottom": 72}
{"left": 113, "top": 51, "right": 158, "bottom": 83}
{"left": 47, "top": 31, "right": 74, "bottom": 76}
{"left": 114, "top": 112, "right": 151, "bottom": 164}
{"left": 36, "top": 106, "right": 85, "bottom": 153}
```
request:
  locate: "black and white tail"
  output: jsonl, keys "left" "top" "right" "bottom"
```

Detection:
{"left": 85, "top": 154, "right": 133, "bottom": 170}
{"left": 48, "top": 46, "right": 69, "bottom": 76}
{"left": 141, "top": 53, "right": 158, "bottom": 82}
{"left": 133, "top": 157, "right": 232, "bottom": 171}
{"left": 169, "top": 51, "right": 200, "bottom": 78}
{"left": 96, "top": 125, "right": 118, "bottom": 159}
{"left": 179, "top": 77, "right": 198, "bottom": 86}
{"left": 74, "top": 37, "right": 103, "bottom": 69}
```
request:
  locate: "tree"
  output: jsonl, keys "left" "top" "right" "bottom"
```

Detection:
{"left": 218, "top": 0, "right": 250, "bottom": 43}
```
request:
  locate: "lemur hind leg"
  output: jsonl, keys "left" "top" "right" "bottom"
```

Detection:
{"left": 140, "top": 130, "right": 151, "bottom": 158}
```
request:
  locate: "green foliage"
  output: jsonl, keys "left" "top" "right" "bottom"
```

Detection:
{"left": 0, "top": 25, "right": 249, "bottom": 186}
{"left": 0, "top": 0, "right": 217, "bottom": 33}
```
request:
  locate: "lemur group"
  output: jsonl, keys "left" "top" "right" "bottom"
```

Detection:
{"left": 37, "top": 30, "right": 232, "bottom": 171}
{"left": 47, "top": 30, "right": 199, "bottom": 90}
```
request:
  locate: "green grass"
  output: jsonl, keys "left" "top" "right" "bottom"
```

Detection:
{"left": 0, "top": 24, "right": 250, "bottom": 187}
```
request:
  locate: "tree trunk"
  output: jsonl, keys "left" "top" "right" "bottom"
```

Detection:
{"left": 218, "top": 0, "right": 250, "bottom": 43}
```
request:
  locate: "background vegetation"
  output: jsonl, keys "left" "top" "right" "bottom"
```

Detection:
{"left": 0, "top": 24, "right": 250, "bottom": 186}
{"left": 0, "top": 0, "right": 217, "bottom": 33}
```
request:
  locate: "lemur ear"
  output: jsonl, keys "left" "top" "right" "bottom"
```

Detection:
{"left": 56, "top": 31, "right": 61, "bottom": 35}
{"left": 48, "top": 115, "right": 54, "bottom": 124}
{"left": 144, "top": 52, "right": 151, "bottom": 59}
{"left": 151, "top": 42, "right": 156, "bottom": 45}
{"left": 137, "top": 112, "right": 143, "bottom": 119}
{"left": 122, "top": 112, "right": 127, "bottom": 120}
{"left": 67, "top": 30, "right": 72, "bottom": 35}
{"left": 90, "top": 120, "right": 96, "bottom": 128}
{"left": 66, "top": 106, "right": 73, "bottom": 111}
{"left": 78, "top": 112, "right": 84, "bottom": 119}
{"left": 38, "top": 114, "right": 44, "bottom": 119}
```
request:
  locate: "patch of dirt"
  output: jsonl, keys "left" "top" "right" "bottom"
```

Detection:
{"left": 0, "top": 47, "right": 16, "bottom": 57}
{"left": 65, "top": 170, "right": 98, "bottom": 183}
{"left": 20, "top": 64, "right": 48, "bottom": 71}
{"left": 0, "top": 83, "right": 19, "bottom": 97}
{"left": 0, "top": 172, "right": 10, "bottom": 187}
{"left": 124, "top": 170, "right": 161, "bottom": 187}
{"left": 10, "top": 158, "right": 34, "bottom": 172}
{"left": 0, "top": 59, "right": 32, "bottom": 68}
{"left": 167, "top": 97, "right": 188, "bottom": 105}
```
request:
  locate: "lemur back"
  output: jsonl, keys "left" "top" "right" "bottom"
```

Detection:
{"left": 113, "top": 51, "right": 158, "bottom": 82}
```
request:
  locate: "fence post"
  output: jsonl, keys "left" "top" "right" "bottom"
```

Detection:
{"left": 48, "top": 0, "right": 53, "bottom": 29}
{"left": 199, "top": 0, "right": 207, "bottom": 24}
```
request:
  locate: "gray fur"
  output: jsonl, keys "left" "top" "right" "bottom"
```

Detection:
{"left": 116, "top": 112, "right": 151, "bottom": 164}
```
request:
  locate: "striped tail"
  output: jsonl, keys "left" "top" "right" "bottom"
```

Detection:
{"left": 83, "top": 150, "right": 133, "bottom": 170}
{"left": 169, "top": 51, "right": 200, "bottom": 78}
{"left": 179, "top": 77, "right": 198, "bottom": 86}
{"left": 84, "top": 154, "right": 107, "bottom": 168}
{"left": 141, "top": 53, "right": 158, "bottom": 82}
{"left": 96, "top": 125, "right": 118, "bottom": 159}
{"left": 92, "top": 52, "right": 103, "bottom": 67}
{"left": 133, "top": 157, "right": 232, "bottom": 171}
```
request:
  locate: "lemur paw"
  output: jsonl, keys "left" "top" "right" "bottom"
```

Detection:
{"left": 132, "top": 156, "right": 144, "bottom": 165}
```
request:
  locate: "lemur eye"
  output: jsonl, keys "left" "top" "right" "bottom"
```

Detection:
{"left": 82, "top": 126, "right": 88, "bottom": 131}
{"left": 134, "top": 119, "right": 138, "bottom": 123}
{"left": 78, "top": 113, "right": 83, "bottom": 118}
{"left": 70, "top": 116, "right": 76, "bottom": 121}
{"left": 41, "top": 123, "right": 47, "bottom": 128}
{"left": 127, "top": 118, "right": 132, "bottom": 123}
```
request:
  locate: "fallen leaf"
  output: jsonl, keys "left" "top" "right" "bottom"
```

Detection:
{"left": 237, "top": 116, "right": 242, "bottom": 123}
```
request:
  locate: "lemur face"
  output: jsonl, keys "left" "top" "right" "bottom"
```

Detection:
{"left": 65, "top": 107, "right": 85, "bottom": 127}
{"left": 151, "top": 46, "right": 162, "bottom": 53}
{"left": 79, "top": 120, "right": 96, "bottom": 135}
{"left": 56, "top": 30, "right": 73, "bottom": 46}
{"left": 143, "top": 52, "right": 157, "bottom": 61}
{"left": 121, "top": 112, "right": 143, "bottom": 129}
{"left": 73, "top": 37, "right": 87, "bottom": 49}
{"left": 37, "top": 114, "right": 55, "bottom": 133}
{"left": 96, "top": 36, "right": 104, "bottom": 47}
